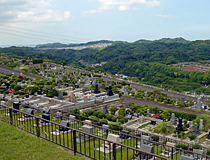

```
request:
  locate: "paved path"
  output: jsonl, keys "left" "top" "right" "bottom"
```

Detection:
{"left": 122, "top": 96, "right": 209, "bottom": 115}
{"left": 0, "top": 66, "right": 37, "bottom": 79}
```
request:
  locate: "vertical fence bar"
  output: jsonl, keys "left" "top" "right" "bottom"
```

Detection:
{"left": 171, "top": 147, "right": 173, "bottom": 160}
{"left": 113, "top": 143, "right": 116, "bottom": 160}
{"left": 9, "top": 108, "right": 13, "bottom": 125}
{"left": 73, "top": 130, "right": 77, "bottom": 155}
{"left": 36, "top": 118, "right": 40, "bottom": 137}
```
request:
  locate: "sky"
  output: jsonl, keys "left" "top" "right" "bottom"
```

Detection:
{"left": 0, "top": 0, "right": 210, "bottom": 46}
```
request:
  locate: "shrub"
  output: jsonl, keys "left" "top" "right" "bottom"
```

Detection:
{"left": 176, "top": 144, "right": 188, "bottom": 150}
{"left": 93, "top": 111, "right": 101, "bottom": 117}
{"left": 4, "top": 90, "right": 9, "bottom": 94}
{"left": 63, "top": 91, "right": 67, "bottom": 96}
{"left": 87, "top": 110, "right": 94, "bottom": 116}
{"left": 14, "top": 85, "right": 21, "bottom": 91}
{"left": 118, "top": 118, "right": 125, "bottom": 124}
{"left": 112, "top": 116, "right": 117, "bottom": 122}
{"left": 118, "top": 108, "right": 126, "bottom": 117}
{"left": 151, "top": 135, "right": 159, "bottom": 142}
{"left": 192, "top": 143, "right": 202, "bottom": 149}
{"left": 207, "top": 149, "right": 210, "bottom": 155}
{"left": 110, "top": 106, "right": 117, "bottom": 115}
{"left": 108, "top": 122, "right": 122, "bottom": 131}
{"left": 188, "top": 134, "right": 197, "bottom": 140}
{"left": 178, "top": 131, "right": 185, "bottom": 138}
{"left": 98, "top": 112, "right": 105, "bottom": 119}
{"left": 100, "top": 119, "right": 108, "bottom": 124}
{"left": 106, "top": 114, "right": 113, "bottom": 121}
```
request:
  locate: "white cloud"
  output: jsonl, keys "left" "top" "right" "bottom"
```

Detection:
{"left": 156, "top": 14, "right": 172, "bottom": 18}
{"left": 118, "top": 6, "right": 129, "bottom": 11}
{"left": 83, "top": 0, "right": 160, "bottom": 15}
{"left": 0, "top": 0, "right": 71, "bottom": 23}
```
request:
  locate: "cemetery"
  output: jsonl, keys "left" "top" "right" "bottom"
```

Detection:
{"left": 2, "top": 98, "right": 210, "bottom": 160}
{"left": 1, "top": 59, "right": 210, "bottom": 159}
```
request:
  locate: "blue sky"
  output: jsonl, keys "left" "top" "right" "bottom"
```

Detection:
{"left": 0, "top": 0, "right": 209, "bottom": 45}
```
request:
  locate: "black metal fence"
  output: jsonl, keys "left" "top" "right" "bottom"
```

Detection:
{"left": 0, "top": 106, "right": 169, "bottom": 160}
{"left": 68, "top": 112, "right": 210, "bottom": 151}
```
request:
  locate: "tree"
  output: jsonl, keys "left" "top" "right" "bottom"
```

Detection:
{"left": 160, "top": 110, "right": 170, "bottom": 121}
{"left": 110, "top": 106, "right": 117, "bottom": 115}
{"left": 126, "top": 86, "right": 132, "bottom": 95}
{"left": 14, "top": 85, "right": 21, "bottom": 91}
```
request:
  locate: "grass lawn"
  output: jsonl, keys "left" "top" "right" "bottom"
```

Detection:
{"left": 0, "top": 121, "right": 84, "bottom": 160}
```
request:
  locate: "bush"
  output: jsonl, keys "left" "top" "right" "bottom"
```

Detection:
{"left": 110, "top": 106, "right": 117, "bottom": 115}
{"left": 87, "top": 110, "right": 94, "bottom": 116}
{"left": 118, "top": 108, "right": 126, "bottom": 117}
{"left": 108, "top": 122, "right": 122, "bottom": 131}
{"left": 154, "top": 122, "right": 175, "bottom": 135}
{"left": 188, "top": 134, "right": 197, "bottom": 140}
{"left": 98, "top": 112, "right": 105, "bottom": 119}
{"left": 118, "top": 118, "right": 125, "bottom": 124}
{"left": 93, "top": 111, "right": 101, "bottom": 117}
{"left": 100, "top": 119, "right": 108, "bottom": 124}
{"left": 176, "top": 144, "right": 188, "bottom": 150}
{"left": 106, "top": 114, "right": 113, "bottom": 121}
{"left": 207, "top": 149, "right": 210, "bottom": 155}
{"left": 151, "top": 135, "right": 159, "bottom": 142}
{"left": 112, "top": 116, "right": 117, "bottom": 122}
{"left": 4, "top": 90, "right": 9, "bottom": 94}
{"left": 63, "top": 91, "right": 67, "bottom": 96}
{"left": 192, "top": 143, "right": 202, "bottom": 149}
{"left": 14, "top": 85, "right": 21, "bottom": 91}
{"left": 178, "top": 131, "right": 185, "bottom": 138}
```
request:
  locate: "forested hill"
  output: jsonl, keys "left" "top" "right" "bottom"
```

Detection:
{"left": 2, "top": 38, "right": 210, "bottom": 93}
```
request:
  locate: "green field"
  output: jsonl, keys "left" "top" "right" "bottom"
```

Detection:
{"left": 0, "top": 121, "right": 84, "bottom": 160}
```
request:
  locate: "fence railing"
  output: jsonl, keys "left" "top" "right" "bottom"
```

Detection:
{"left": 68, "top": 112, "right": 210, "bottom": 151}
{"left": 0, "top": 105, "right": 169, "bottom": 160}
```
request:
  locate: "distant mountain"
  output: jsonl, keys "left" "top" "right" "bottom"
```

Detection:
{"left": 154, "top": 37, "right": 190, "bottom": 44}
{"left": 36, "top": 40, "right": 114, "bottom": 48}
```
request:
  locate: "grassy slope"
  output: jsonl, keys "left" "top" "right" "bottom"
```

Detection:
{"left": 0, "top": 121, "right": 84, "bottom": 160}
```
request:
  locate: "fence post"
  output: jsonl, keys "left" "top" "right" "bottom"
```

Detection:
{"left": 36, "top": 118, "right": 40, "bottom": 137}
{"left": 171, "top": 147, "right": 173, "bottom": 160}
{"left": 9, "top": 108, "right": 13, "bottom": 125}
{"left": 73, "top": 130, "right": 77, "bottom": 155}
{"left": 113, "top": 143, "right": 116, "bottom": 160}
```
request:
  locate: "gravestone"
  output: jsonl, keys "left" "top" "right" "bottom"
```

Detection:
{"left": 207, "top": 131, "right": 210, "bottom": 139}
{"left": 69, "top": 115, "right": 76, "bottom": 123}
{"left": 193, "top": 149, "right": 204, "bottom": 159}
{"left": 107, "top": 86, "right": 114, "bottom": 96}
{"left": 151, "top": 120, "right": 156, "bottom": 125}
{"left": 146, "top": 109, "right": 151, "bottom": 117}
{"left": 134, "top": 113, "right": 139, "bottom": 118}
{"left": 25, "top": 94, "right": 29, "bottom": 98}
{"left": 179, "top": 155, "right": 194, "bottom": 160}
{"left": 141, "top": 135, "right": 150, "bottom": 145}
{"left": 115, "top": 110, "right": 119, "bottom": 116}
{"left": 59, "top": 120, "right": 69, "bottom": 132}
{"left": 42, "top": 113, "right": 50, "bottom": 121}
{"left": 192, "top": 123, "right": 199, "bottom": 135}
{"left": 37, "top": 90, "right": 42, "bottom": 95}
{"left": 98, "top": 124, "right": 109, "bottom": 136}
{"left": 25, "top": 108, "right": 34, "bottom": 117}
{"left": 93, "top": 84, "right": 100, "bottom": 94}
{"left": 103, "top": 105, "right": 108, "bottom": 114}
{"left": 199, "top": 119, "right": 203, "bottom": 131}
{"left": 13, "top": 102, "right": 20, "bottom": 110}
{"left": 165, "top": 142, "right": 176, "bottom": 153}
{"left": 120, "top": 130, "right": 130, "bottom": 139}
{"left": 58, "top": 91, "right": 63, "bottom": 100}
{"left": 76, "top": 125, "right": 94, "bottom": 142}
{"left": 136, "top": 144, "right": 154, "bottom": 159}
{"left": 176, "top": 117, "right": 183, "bottom": 134}
{"left": 125, "top": 114, "right": 132, "bottom": 120}
{"left": 170, "top": 113, "right": 176, "bottom": 125}
{"left": 97, "top": 134, "right": 121, "bottom": 153}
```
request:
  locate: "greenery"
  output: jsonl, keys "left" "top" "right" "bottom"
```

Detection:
{"left": 0, "top": 121, "right": 82, "bottom": 160}
{"left": 154, "top": 122, "right": 175, "bottom": 135}
{"left": 176, "top": 144, "right": 188, "bottom": 150}
{"left": 188, "top": 134, "right": 197, "bottom": 140}
{"left": 192, "top": 143, "right": 202, "bottom": 149}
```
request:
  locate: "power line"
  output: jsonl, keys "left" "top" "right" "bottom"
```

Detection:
{"left": 0, "top": 25, "right": 89, "bottom": 41}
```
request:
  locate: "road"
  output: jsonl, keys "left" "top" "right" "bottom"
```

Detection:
{"left": 0, "top": 66, "right": 37, "bottom": 79}
{"left": 122, "top": 96, "right": 209, "bottom": 115}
